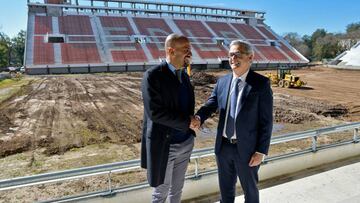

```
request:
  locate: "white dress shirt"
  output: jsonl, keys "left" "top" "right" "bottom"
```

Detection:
{"left": 222, "top": 70, "right": 265, "bottom": 158}
{"left": 222, "top": 70, "right": 249, "bottom": 139}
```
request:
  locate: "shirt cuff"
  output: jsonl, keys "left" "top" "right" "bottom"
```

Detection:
{"left": 255, "top": 152, "right": 266, "bottom": 161}
{"left": 194, "top": 115, "right": 201, "bottom": 121}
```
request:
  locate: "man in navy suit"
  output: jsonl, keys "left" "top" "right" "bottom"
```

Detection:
{"left": 141, "top": 34, "right": 196, "bottom": 203}
{"left": 192, "top": 40, "right": 273, "bottom": 203}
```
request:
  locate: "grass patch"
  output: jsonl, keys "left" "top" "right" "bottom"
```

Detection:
{"left": 0, "top": 77, "right": 34, "bottom": 103}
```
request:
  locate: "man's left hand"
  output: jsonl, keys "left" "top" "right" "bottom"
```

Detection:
{"left": 248, "top": 152, "right": 265, "bottom": 167}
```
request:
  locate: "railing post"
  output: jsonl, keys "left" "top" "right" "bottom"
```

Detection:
{"left": 194, "top": 157, "right": 199, "bottom": 178}
{"left": 108, "top": 171, "right": 112, "bottom": 193}
{"left": 354, "top": 128, "right": 359, "bottom": 143}
{"left": 312, "top": 134, "right": 318, "bottom": 152}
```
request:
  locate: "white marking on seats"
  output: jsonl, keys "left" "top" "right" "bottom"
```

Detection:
{"left": 127, "top": 16, "right": 153, "bottom": 61}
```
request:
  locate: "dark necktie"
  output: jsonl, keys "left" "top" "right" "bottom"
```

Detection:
{"left": 176, "top": 69, "right": 182, "bottom": 83}
{"left": 225, "top": 78, "right": 241, "bottom": 138}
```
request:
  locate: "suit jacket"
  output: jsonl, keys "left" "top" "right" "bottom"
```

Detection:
{"left": 141, "top": 62, "right": 195, "bottom": 187}
{"left": 196, "top": 70, "right": 273, "bottom": 162}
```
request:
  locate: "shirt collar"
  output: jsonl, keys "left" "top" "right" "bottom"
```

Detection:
{"left": 232, "top": 69, "right": 249, "bottom": 83}
{"left": 166, "top": 60, "right": 177, "bottom": 75}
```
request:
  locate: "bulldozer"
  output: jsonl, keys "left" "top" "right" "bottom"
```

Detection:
{"left": 265, "top": 67, "right": 306, "bottom": 88}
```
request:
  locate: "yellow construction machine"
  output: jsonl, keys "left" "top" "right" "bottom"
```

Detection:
{"left": 265, "top": 67, "right": 306, "bottom": 88}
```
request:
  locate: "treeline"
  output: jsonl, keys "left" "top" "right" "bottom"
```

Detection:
{"left": 283, "top": 22, "right": 360, "bottom": 61}
{"left": 0, "top": 30, "right": 26, "bottom": 68}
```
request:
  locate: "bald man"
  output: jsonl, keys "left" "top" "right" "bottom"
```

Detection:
{"left": 141, "top": 33, "right": 196, "bottom": 203}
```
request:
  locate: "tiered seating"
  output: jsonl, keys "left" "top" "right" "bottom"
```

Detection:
{"left": 278, "top": 42, "right": 302, "bottom": 61}
{"left": 99, "top": 16, "right": 147, "bottom": 62}
{"left": 34, "top": 16, "right": 53, "bottom": 34}
{"left": 34, "top": 36, "right": 54, "bottom": 65}
{"left": 205, "top": 21, "right": 266, "bottom": 61}
{"left": 205, "top": 21, "right": 240, "bottom": 40}
{"left": 253, "top": 50, "right": 265, "bottom": 61}
{"left": 58, "top": 15, "right": 101, "bottom": 63}
{"left": 231, "top": 23, "right": 265, "bottom": 40}
{"left": 61, "top": 43, "right": 100, "bottom": 64}
{"left": 133, "top": 17, "right": 173, "bottom": 60}
{"left": 256, "top": 26, "right": 278, "bottom": 40}
{"left": 255, "top": 46, "right": 288, "bottom": 61}
{"left": 33, "top": 16, "right": 54, "bottom": 65}
{"left": 174, "top": 19, "right": 228, "bottom": 59}
{"left": 27, "top": 13, "right": 308, "bottom": 70}
{"left": 59, "top": 15, "right": 93, "bottom": 35}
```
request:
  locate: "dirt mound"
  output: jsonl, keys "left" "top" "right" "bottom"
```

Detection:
{"left": 274, "top": 107, "right": 317, "bottom": 124}
{"left": 273, "top": 94, "right": 348, "bottom": 124}
{"left": 311, "top": 104, "right": 348, "bottom": 117}
{"left": 191, "top": 72, "right": 217, "bottom": 86}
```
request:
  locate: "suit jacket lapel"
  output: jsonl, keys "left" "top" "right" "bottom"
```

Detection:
{"left": 236, "top": 70, "right": 254, "bottom": 117}
{"left": 236, "top": 82, "right": 252, "bottom": 117}
{"left": 222, "top": 74, "right": 233, "bottom": 109}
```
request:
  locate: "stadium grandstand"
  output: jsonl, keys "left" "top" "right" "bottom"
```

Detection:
{"left": 24, "top": 0, "right": 309, "bottom": 74}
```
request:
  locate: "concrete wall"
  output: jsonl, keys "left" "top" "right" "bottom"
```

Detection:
{"left": 77, "top": 142, "right": 360, "bottom": 203}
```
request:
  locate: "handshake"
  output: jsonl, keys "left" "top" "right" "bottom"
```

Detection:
{"left": 189, "top": 115, "right": 201, "bottom": 131}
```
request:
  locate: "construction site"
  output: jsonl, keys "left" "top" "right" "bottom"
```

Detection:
{"left": 0, "top": 0, "right": 359, "bottom": 202}
{"left": 0, "top": 65, "right": 359, "bottom": 202}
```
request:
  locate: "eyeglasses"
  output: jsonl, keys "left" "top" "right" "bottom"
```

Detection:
{"left": 228, "top": 52, "right": 248, "bottom": 58}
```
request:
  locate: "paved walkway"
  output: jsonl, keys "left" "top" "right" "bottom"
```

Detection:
{"left": 234, "top": 161, "right": 360, "bottom": 203}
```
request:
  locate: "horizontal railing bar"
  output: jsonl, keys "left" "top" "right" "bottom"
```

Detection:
{"left": 39, "top": 137, "right": 358, "bottom": 202}
{"left": 0, "top": 122, "right": 359, "bottom": 192}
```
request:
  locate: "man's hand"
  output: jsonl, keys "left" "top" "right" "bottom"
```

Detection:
{"left": 190, "top": 115, "right": 201, "bottom": 130}
{"left": 248, "top": 152, "right": 265, "bottom": 167}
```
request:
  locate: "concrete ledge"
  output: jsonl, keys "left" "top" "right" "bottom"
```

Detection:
{"left": 77, "top": 142, "right": 360, "bottom": 203}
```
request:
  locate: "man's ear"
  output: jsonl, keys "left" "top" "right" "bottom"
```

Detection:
{"left": 249, "top": 53, "right": 254, "bottom": 61}
{"left": 167, "top": 47, "right": 174, "bottom": 56}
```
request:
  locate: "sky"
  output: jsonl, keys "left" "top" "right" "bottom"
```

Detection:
{"left": 0, "top": 0, "right": 359, "bottom": 38}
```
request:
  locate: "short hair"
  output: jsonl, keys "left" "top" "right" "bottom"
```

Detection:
{"left": 165, "top": 33, "right": 189, "bottom": 49}
{"left": 229, "top": 40, "right": 254, "bottom": 55}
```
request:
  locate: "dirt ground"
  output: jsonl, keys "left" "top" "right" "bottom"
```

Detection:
{"left": 0, "top": 66, "right": 359, "bottom": 202}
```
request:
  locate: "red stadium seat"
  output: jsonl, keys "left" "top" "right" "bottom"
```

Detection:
{"left": 231, "top": 23, "right": 265, "bottom": 40}
{"left": 174, "top": 19, "right": 228, "bottom": 59}
{"left": 35, "top": 16, "right": 53, "bottom": 35}
{"left": 256, "top": 26, "right": 278, "bottom": 40}
{"left": 278, "top": 42, "right": 302, "bottom": 61}
{"left": 33, "top": 36, "right": 55, "bottom": 65}
{"left": 255, "top": 46, "right": 288, "bottom": 61}
{"left": 100, "top": 16, "right": 148, "bottom": 62}
{"left": 133, "top": 17, "right": 173, "bottom": 59}
{"left": 61, "top": 43, "right": 101, "bottom": 64}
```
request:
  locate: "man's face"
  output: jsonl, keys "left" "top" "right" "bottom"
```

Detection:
{"left": 228, "top": 45, "right": 253, "bottom": 72}
{"left": 171, "top": 41, "right": 192, "bottom": 67}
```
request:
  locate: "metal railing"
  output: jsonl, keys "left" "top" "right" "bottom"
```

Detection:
{"left": 1, "top": 122, "right": 359, "bottom": 202}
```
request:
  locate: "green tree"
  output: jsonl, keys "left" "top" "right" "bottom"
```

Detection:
{"left": 0, "top": 32, "right": 11, "bottom": 68}
{"left": 313, "top": 34, "right": 343, "bottom": 60}
{"left": 346, "top": 22, "right": 360, "bottom": 33}
{"left": 283, "top": 32, "right": 310, "bottom": 59}
{"left": 11, "top": 30, "right": 26, "bottom": 65}
{"left": 346, "top": 22, "right": 360, "bottom": 42}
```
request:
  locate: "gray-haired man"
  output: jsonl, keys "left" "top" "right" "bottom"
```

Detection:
{"left": 192, "top": 40, "right": 273, "bottom": 203}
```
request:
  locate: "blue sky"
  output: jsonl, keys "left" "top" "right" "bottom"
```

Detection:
{"left": 0, "top": 0, "right": 359, "bottom": 38}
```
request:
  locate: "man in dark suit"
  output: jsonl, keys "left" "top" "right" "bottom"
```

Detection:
{"left": 141, "top": 33, "right": 196, "bottom": 203}
{"left": 191, "top": 40, "right": 273, "bottom": 203}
